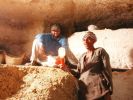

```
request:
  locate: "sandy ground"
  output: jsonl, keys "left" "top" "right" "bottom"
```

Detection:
{"left": 112, "top": 69, "right": 133, "bottom": 100}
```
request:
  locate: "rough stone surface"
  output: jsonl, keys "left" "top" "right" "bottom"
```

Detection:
{"left": 0, "top": 65, "right": 78, "bottom": 100}
{"left": 0, "top": 0, "right": 132, "bottom": 57}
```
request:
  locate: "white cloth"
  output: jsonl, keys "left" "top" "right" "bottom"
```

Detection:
{"left": 30, "top": 39, "right": 46, "bottom": 63}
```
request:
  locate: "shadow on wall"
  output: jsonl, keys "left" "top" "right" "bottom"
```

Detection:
{"left": 0, "top": 66, "right": 27, "bottom": 99}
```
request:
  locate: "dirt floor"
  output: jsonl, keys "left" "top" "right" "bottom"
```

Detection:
{"left": 112, "top": 69, "right": 133, "bottom": 100}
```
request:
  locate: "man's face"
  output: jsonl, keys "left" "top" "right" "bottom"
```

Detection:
{"left": 51, "top": 29, "right": 61, "bottom": 38}
{"left": 83, "top": 37, "right": 94, "bottom": 49}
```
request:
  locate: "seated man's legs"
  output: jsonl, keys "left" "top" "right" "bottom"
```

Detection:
{"left": 30, "top": 39, "right": 47, "bottom": 65}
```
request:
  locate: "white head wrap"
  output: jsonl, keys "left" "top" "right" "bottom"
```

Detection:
{"left": 83, "top": 31, "right": 97, "bottom": 42}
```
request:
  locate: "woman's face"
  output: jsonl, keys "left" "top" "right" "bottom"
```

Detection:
{"left": 51, "top": 29, "right": 61, "bottom": 38}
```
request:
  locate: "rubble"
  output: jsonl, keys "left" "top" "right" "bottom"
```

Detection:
{"left": 0, "top": 64, "right": 78, "bottom": 100}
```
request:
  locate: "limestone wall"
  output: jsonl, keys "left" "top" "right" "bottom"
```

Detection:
{"left": 68, "top": 29, "right": 133, "bottom": 69}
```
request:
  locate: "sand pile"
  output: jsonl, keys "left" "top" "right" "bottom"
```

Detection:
{"left": 0, "top": 64, "right": 78, "bottom": 100}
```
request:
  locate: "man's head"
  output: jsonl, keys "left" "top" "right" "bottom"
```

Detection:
{"left": 82, "top": 31, "right": 97, "bottom": 48}
{"left": 51, "top": 24, "right": 61, "bottom": 38}
{"left": 83, "top": 31, "right": 97, "bottom": 43}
